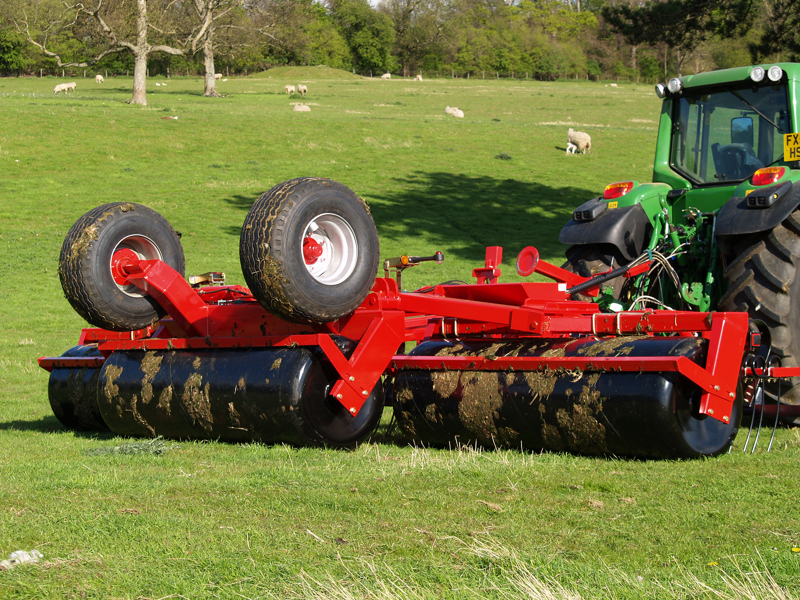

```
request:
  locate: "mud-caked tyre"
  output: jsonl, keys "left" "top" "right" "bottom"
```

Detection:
{"left": 719, "top": 212, "right": 800, "bottom": 405}
{"left": 59, "top": 203, "right": 185, "bottom": 331}
{"left": 240, "top": 178, "right": 379, "bottom": 323}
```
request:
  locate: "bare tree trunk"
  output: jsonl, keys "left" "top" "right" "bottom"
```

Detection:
{"left": 131, "top": 0, "right": 149, "bottom": 105}
{"left": 203, "top": 34, "right": 220, "bottom": 97}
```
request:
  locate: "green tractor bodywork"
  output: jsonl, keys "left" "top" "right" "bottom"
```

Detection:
{"left": 560, "top": 63, "right": 800, "bottom": 402}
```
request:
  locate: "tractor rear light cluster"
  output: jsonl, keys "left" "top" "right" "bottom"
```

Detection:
{"left": 751, "top": 167, "right": 785, "bottom": 186}
{"left": 603, "top": 181, "right": 634, "bottom": 200}
{"left": 745, "top": 180, "right": 792, "bottom": 209}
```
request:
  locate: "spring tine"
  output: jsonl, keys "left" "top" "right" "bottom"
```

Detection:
{"left": 742, "top": 356, "right": 759, "bottom": 453}
{"left": 751, "top": 383, "right": 766, "bottom": 454}
{"left": 767, "top": 358, "right": 782, "bottom": 453}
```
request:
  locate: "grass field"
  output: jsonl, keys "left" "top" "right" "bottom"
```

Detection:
{"left": 1, "top": 66, "right": 799, "bottom": 599}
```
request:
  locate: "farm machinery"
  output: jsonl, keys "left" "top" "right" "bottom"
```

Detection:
{"left": 39, "top": 63, "right": 800, "bottom": 458}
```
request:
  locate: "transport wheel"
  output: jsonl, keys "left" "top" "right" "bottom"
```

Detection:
{"left": 240, "top": 178, "right": 379, "bottom": 323}
{"left": 59, "top": 203, "right": 185, "bottom": 331}
{"left": 719, "top": 212, "right": 800, "bottom": 406}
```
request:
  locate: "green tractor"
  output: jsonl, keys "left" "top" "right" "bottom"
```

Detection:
{"left": 560, "top": 63, "right": 800, "bottom": 405}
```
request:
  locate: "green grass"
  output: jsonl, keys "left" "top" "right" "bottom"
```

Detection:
{"left": 1, "top": 68, "right": 799, "bottom": 599}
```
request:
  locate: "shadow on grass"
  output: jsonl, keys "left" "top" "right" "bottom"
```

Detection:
{"left": 0, "top": 416, "right": 114, "bottom": 440}
{"left": 220, "top": 172, "right": 589, "bottom": 264}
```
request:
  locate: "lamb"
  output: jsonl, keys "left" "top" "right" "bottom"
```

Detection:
{"left": 214, "top": 73, "right": 222, "bottom": 80}
{"left": 293, "top": 104, "right": 311, "bottom": 112}
{"left": 452, "top": 109, "right": 464, "bottom": 118}
{"left": 95, "top": 74, "right": 104, "bottom": 83}
{"left": 567, "top": 128, "right": 592, "bottom": 154}
{"left": 380, "top": 73, "right": 391, "bottom": 80}
{"left": 414, "top": 74, "right": 422, "bottom": 81}
{"left": 53, "top": 82, "right": 77, "bottom": 94}
{"left": 445, "top": 106, "right": 457, "bottom": 114}
{"left": 297, "top": 84, "right": 308, "bottom": 96}
{"left": 284, "top": 84, "right": 296, "bottom": 94}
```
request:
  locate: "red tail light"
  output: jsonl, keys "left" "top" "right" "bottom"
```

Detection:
{"left": 603, "top": 182, "right": 634, "bottom": 200}
{"left": 751, "top": 167, "right": 785, "bottom": 186}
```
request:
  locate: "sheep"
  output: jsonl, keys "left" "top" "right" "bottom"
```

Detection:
{"left": 414, "top": 74, "right": 422, "bottom": 81}
{"left": 445, "top": 106, "right": 457, "bottom": 114}
{"left": 567, "top": 128, "right": 592, "bottom": 154}
{"left": 452, "top": 109, "right": 464, "bottom": 118}
{"left": 284, "top": 84, "right": 296, "bottom": 94}
{"left": 95, "top": 74, "right": 104, "bottom": 83}
{"left": 214, "top": 73, "right": 222, "bottom": 80}
{"left": 297, "top": 84, "right": 308, "bottom": 96}
{"left": 380, "top": 73, "right": 391, "bottom": 80}
{"left": 53, "top": 82, "right": 77, "bottom": 94}
{"left": 293, "top": 104, "right": 311, "bottom": 112}
{"left": 610, "top": 83, "right": 618, "bottom": 87}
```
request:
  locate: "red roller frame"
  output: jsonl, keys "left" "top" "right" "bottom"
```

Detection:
{"left": 39, "top": 249, "right": 800, "bottom": 424}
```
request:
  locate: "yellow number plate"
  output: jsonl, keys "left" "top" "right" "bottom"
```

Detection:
{"left": 784, "top": 133, "right": 800, "bottom": 161}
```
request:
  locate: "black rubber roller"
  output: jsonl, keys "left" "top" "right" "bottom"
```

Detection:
{"left": 48, "top": 345, "right": 110, "bottom": 432}
{"left": 97, "top": 344, "right": 383, "bottom": 448}
{"left": 392, "top": 337, "right": 742, "bottom": 459}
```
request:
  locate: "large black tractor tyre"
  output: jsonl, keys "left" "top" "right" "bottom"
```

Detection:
{"left": 719, "top": 212, "right": 800, "bottom": 405}
{"left": 59, "top": 203, "right": 185, "bottom": 331}
{"left": 240, "top": 178, "right": 380, "bottom": 323}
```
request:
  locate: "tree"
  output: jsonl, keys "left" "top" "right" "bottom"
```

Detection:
{"left": 328, "top": 0, "right": 396, "bottom": 74}
{"left": 11, "top": 0, "right": 184, "bottom": 105}
{"left": 182, "top": 0, "right": 243, "bottom": 97}
{"left": 602, "top": 0, "right": 753, "bottom": 76}
{"left": 380, "top": 0, "right": 446, "bottom": 77}
{"left": 749, "top": 0, "right": 800, "bottom": 61}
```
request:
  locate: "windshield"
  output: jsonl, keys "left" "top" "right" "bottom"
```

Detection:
{"left": 670, "top": 83, "right": 790, "bottom": 184}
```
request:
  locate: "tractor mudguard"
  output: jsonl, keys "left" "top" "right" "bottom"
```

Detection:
{"left": 716, "top": 181, "right": 800, "bottom": 252}
{"left": 558, "top": 202, "right": 650, "bottom": 262}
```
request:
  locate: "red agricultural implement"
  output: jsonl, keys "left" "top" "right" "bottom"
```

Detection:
{"left": 39, "top": 178, "right": 800, "bottom": 458}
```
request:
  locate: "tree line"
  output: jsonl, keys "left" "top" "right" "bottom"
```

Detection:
{"left": 0, "top": 0, "right": 799, "bottom": 102}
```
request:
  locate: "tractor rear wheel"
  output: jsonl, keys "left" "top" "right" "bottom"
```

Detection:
{"left": 59, "top": 203, "right": 185, "bottom": 331}
{"left": 719, "top": 212, "right": 800, "bottom": 406}
{"left": 240, "top": 178, "right": 380, "bottom": 323}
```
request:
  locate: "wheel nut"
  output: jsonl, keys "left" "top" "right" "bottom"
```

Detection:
{"left": 349, "top": 376, "right": 355, "bottom": 382}
{"left": 708, "top": 409, "right": 714, "bottom": 415}
{"left": 723, "top": 416, "right": 729, "bottom": 423}
{"left": 349, "top": 407, "right": 356, "bottom": 414}
{"left": 362, "top": 390, "right": 368, "bottom": 396}
{"left": 336, "top": 393, "right": 343, "bottom": 400}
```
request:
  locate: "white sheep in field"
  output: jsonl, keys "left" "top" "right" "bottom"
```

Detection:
{"left": 452, "top": 109, "right": 464, "bottom": 118}
{"left": 95, "top": 74, "right": 104, "bottom": 83}
{"left": 293, "top": 104, "right": 311, "bottom": 112}
{"left": 53, "top": 82, "right": 76, "bottom": 94}
{"left": 380, "top": 73, "right": 391, "bottom": 80}
{"left": 297, "top": 84, "right": 308, "bottom": 96}
{"left": 414, "top": 74, "right": 422, "bottom": 81}
{"left": 445, "top": 106, "right": 457, "bottom": 114}
{"left": 567, "top": 128, "right": 592, "bottom": 154}
{"left": 284, "top": 84, "right": 296, "bottom": 94}
{"left": 214, "top": 73, "right": 222, "bottom": 80}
